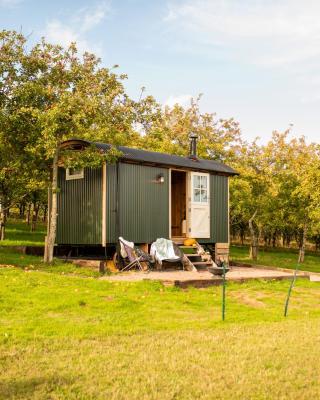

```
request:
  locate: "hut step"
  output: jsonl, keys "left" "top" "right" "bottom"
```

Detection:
{"left": 192, "top": 261, "right": 212, "bottom": 266}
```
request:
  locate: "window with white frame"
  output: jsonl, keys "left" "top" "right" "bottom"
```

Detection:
{"left": 192, "top": 174, "right": 208, "bottom": 203}
{"left": 66, "top": 168, "right": 84, "bottom": 180}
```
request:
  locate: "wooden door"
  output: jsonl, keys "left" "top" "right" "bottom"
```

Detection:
{"left": 189, "top": 172, "right": 210, "bottom": 238}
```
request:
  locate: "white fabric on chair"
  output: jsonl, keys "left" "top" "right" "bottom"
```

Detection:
{"left": 150, "top": 238, "right": 180, "bottom": 265}
{"left": 119, "top": 236, "right": 134, "bottom": 258}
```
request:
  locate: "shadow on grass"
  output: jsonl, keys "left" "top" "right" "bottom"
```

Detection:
{"left": 0, "top": 375, "right": 74, "bottom": 399}
{"left": 0, "top": 247, "right": 104, "bottom": 278}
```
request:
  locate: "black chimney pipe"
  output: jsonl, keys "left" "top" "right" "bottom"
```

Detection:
{"left": 189, "top": 133, "right": 198, "bottom": 159}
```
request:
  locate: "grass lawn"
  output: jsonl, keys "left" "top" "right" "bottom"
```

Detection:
{"left": 1, "top": 219, "right": 320, "bottom": 398}
{"left": 231, "top": 245, "right": 320, "bottom": 273}
{"left": 0, "top": 219, "right": 46, "bottom": 246}
{"left": 0, "top": 220, "right": 101, "bottom": 278}
{"left": 0, "top": 247, "right": 102, "bottom": 278}
{"left": 1, "top": 265, "right": 320, "bottom": 399}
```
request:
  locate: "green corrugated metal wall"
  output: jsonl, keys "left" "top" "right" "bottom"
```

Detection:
{"left": 56, "top": 168, "right": 102, "bottom": 244}
{"left": 198, "top": 174, "right": 229, "bottom": 244}
{"left": 210, "top": 174, "right": 229, "bottom": 243}
{"left": 115, "top": 163, "right": 169, "bottom": 243}
{"left": 56, "top": 163, "right": 229, "bottom": 246}
{"left": 106, "top": 164, "right": 117, "bottom": 243}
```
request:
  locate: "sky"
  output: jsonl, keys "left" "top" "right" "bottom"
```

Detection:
{"left": 1, "top": 0, "right": 320, "bottom": 144}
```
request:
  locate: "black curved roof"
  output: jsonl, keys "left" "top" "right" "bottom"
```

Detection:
{"left": 61, "top": 139, "right": 238, "bottom": 176}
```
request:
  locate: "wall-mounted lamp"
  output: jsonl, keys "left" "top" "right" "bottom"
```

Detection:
{"left": 156, "top": 173, "right": 165, "bottom": 184}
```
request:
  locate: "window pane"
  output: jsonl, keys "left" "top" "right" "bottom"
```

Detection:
{"left": 70, "top": 168, "right": 83, "bottom": 176}
{"left": 193, "top": 188, "right": 201, "bottom": 202}
{"left": 193, "top": 175, "right": 201, "bottom": 189}
{"left": 201, "top": 189, "right": 208, "bottom": 203}
{"left": 66, "top": 168, "right": 84, "bottom": 180}
{"left": 201, "top": 176, "right": 207, "bottom": 189}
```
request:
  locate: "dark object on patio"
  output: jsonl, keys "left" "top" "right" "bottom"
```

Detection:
{"left": 208, "top": 265, "right": 230, "bottom": 276}
{"left": 114, "top": 237, "right": 154, "bottom": 271}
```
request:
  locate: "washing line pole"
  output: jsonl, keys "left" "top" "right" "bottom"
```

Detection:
{"left": 222, "top": 261, "right": 226, "bottom": 321}
{"left": 284, "top": 263, "right": 300, "bottom": 317}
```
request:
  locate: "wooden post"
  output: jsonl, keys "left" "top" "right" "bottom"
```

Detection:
{"left": 99, "top": 261, "right": 106, "bottom": 274}
{"left": 215, "top": 243, "right": 229, "bottom": 265}
{"left": 139, "top": 243, "right": 148, "bottom": 253}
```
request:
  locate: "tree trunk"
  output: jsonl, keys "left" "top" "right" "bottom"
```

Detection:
{"left": 0, "top": 203, "right": 7, "bottom": 241}
{"left": 44, "top": 149, "right": 59, "bottom": 263}
{"left": 42, "top": 205, "right": 48, "bottom": 223}
{"left": 25, "top": 203, "right": 31, "bottom": 225}
{"left": 272, "top": 231, "right": 277, "bottom": 247}
{"left": 240, "top": 226, "right": 245, "bottom": 245}
{"left": 19, "top": 202, "right": 25, "bottom": 219}
{"left": 249, "top": 210, "right": 258, "bottom": 260}
{"left": 31, "top": 202, "right": 40, "bottom": 232}
{"left": 298, "top": 222, "right": 307, "bottom": 263}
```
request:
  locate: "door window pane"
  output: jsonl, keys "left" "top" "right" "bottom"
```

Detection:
{"left": 201, "top": 189, "right": 208, "bottom": 202}
{"left": 193, "top": 188, "right": 201, "bottom": 202}
{"left": 201, "top": 176, "right": 207, "bottom": 189}
{"left": 192, "top": 174, "right": 209, "bottom": 203}
{"left": 193, "top": 175, "right": 201, "bottom": 189}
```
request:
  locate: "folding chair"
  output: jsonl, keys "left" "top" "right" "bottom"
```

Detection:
{"left": 117, "top": 237, "right": 154, "bottom": 271}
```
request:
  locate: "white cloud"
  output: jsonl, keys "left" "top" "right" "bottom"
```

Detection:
{"left": 0, "top": 0, "right": 22, "bottom": 7}
{"left": 45, "top": 20, "right": 83, "bottom": 49}
{"left": 164, "top": 0, "right": 320, "bottom": 68}
{"left": 300, "top": 93, "right": 320, "bottom": 104}
{"left": 165, "top": 94, "right": 193, "bottom": 107}
{"left": 43, "top": 2, "right": 110, "bottom": 55}
{"left": 76, "top": 2, "right": 111, "bottom": 32}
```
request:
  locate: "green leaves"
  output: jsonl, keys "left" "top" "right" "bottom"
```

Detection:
{"left": 230, "top": 130, "right": 320, "bottom": 254}
{"left": 1, "top": 29, "right": 320, "bottom": 255}
{"left": 61, "top": 145, "right": 122, "bottom": 169}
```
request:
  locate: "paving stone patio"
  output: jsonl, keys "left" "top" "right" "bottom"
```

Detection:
{"left": 101, "top": 266, "right": 300, "bottom": 288}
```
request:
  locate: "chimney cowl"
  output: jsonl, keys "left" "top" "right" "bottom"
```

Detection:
{"left": 189, "top": 133, "right": 198, "bottom": 160}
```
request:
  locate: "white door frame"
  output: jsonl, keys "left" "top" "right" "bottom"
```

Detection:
{"left": 188, "top": 171, "right": 210, "bottom": 238}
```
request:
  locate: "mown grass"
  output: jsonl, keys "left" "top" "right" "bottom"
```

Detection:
{"left": 0, "top": 219, "right": 45, "bottom": 246}
{"left": 0, "top": 220, "right": 102, "bottom": 278}
{"left": 1, "top": 220, "right": 320, "bottom": 398}
{"left": 0, "top": 266, "right": 320, "bottom": 399}
{"left": 231, "top": 245, "right": 320, "bottom": 273}
{"left": 0, "top": 247, "right": 102, "bottom": 278}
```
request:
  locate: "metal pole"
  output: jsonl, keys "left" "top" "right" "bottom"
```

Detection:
{"left": 284, "top": 263, "right": 299, "bottom": 317}
{"left": 222, "top": 261, "right": 226, "bottom": 321}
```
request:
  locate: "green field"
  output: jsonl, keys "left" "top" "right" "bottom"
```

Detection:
{"left": 231, "top": 245, "right": 320, "bottom": 273}
{"left": 1, "top": 220, "right": 320, "bottom": 398}
{"left": 0, "top": 219, "right": 46, "bottom": 246}
{"left": 1, "top": 266, "right": 320, "bottom": 399}
{"left": 0, "top": 220, "right": 101, "bottom": 278}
